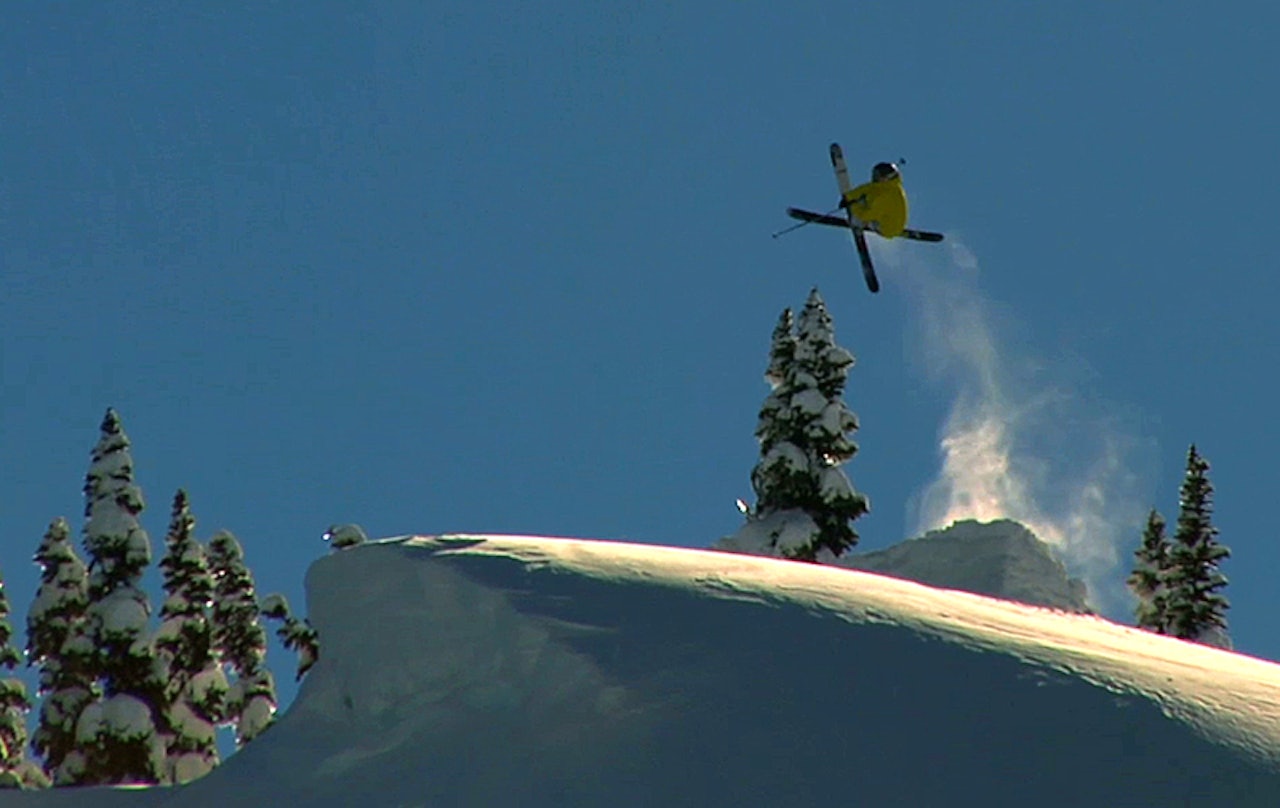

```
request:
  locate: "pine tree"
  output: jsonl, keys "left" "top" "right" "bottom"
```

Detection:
{"left": 208, "top": 531, "right": 276, "bottom": 746}
{"left": 749, "top": 309, "right": 799, "bottom": 515}
{"left": 728, "top": 289, "right": 870, "bottom": 561}
{"left": 1164, "top": 445, "right": 1231, "bottom": 645}
{"left": 261, "top": 594, "right": 320, "bottom": 681}
{"left": 27, "top": 518, "right": 95, "bottom": 785}
{"left": 78, "top": 409, "right": 167, "bottom": 784}
{"left": 155, "top": 491, "right": 226, "bottom": 784}
{"left": 0, "top": 565, "right": 47, "bottom": 789}
{"left": 1127, "top": 509, "right": 1171, "bottom": 632}
{"left": 764, "top": 307, "right": 797, "bottom": 389}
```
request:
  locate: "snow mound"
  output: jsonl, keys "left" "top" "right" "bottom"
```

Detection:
{"left": 12, "top": 534, "right": 1280, "bottom": 806}
{"left": 715, "top": 508, "right": 824, "bottom": 559}
{"left": 844, "top": 518, "right": 1092, "bottom": 612}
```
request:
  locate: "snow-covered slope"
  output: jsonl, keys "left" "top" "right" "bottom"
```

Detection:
{"left": 843, "top": 518, "right": 1092, "bottom": 612}
{"left": 11, "top": 535, "right": 1280, "bottom": 806}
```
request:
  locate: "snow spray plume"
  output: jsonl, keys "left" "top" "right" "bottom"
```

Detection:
{"left": 885, "top": 238, "right": 1151, "bottom": 616}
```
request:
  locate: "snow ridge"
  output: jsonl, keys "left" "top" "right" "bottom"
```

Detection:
{"left": 11, "top": 535, "right": 1280, "bottom": 806}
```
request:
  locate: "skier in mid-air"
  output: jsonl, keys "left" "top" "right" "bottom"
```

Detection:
{"left": 780, "top": 146, "right": 943, "bottom": 293}
{"left": 839, "top": 161, "right": 908, "bottom": 239}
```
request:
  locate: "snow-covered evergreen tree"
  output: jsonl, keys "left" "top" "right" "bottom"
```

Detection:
{"left": 208, "top": 531, "right": 276, "bottom": 746}
{"left": 721, "top": 289, "right": 869, "bottom": 562}
{"left": 1127, "top": 509, "right": 1171, "bottom": 633}
{"left": 1164, "top": 445, "right": 1231, "bottom": 646}
{"left": 27, "top": 518, "right": 96, "bottom": 785}
{"left": 155, "top": 490, "right": 226, "bottom": 784}
{"left": 78, "top": 409, "right": 167, "bottom": 784}
{"left": 261, "top": 594, "right": 320, "bottom": 681}
{"left": 763, "top": 307, "right": 797, "bottom": 389}
{"left": 0, "top": 565, "right": 47, "bottom": 789}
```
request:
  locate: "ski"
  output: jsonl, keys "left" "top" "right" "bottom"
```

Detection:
{"left": 788, "top": 208, "right": 945, "bottom": 242}
{"left": 831, "top": 143, "right": 880, "bottom": 293}
{"left": 788, "top": 208, "right": 945, "bottom": 244}
{"left": 786, "top": 207, "right": 848, "bottom": 229}
{"left": 902, "top": 228, "right": 945, "bottom": 243}
{"left": 829, "top": 142, "right": 853, "bottom": 196}
{"left": 853, "top": 228, "right": 879, "bottom": 293}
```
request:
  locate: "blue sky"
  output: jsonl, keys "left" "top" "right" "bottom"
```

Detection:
{"left": 5, "top": 1, "right": 1280, "bottom": 717}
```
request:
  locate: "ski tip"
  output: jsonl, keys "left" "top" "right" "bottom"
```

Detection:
{"left": 902, "top": 229, "right": 946, "bottom": 243}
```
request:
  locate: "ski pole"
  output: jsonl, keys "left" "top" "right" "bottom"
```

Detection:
{"left": 770, "top": 220, "right": 811, "bottom": 239}
{"left": 771, "top": 205, "right": 842, "bottom": 240}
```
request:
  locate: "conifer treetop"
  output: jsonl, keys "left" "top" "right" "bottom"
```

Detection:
{"left": 210, "top": 530, "right": 270, "bottom": 681}
{"left": 1127, "top": 508, "right": 1170, "bottom": 633}
{"left": 157, "top": 490, "right": 225, "bottom": 784}
{"left": 159, "top": 489, "right": 214, "bottom": 622}
{"left": 28, "top": 517, "right": 90, "bottom": 663}
{"left": 764, "top": 308, "right": 796, "bottom": 389}
{"left": 83, "top": 408, "right": 151, "bottom": 593}
{"left": 77, "top": 408, "right": 165, "bottom": 786}
{"left": 1165, "top": 444, "right": 1231, "bottom": 644}
{"left": 27, "top": 517, "right": 96, "bottom": 786}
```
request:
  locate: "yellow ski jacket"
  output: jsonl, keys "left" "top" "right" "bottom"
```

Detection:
{"left": 843, "top": 175, "right": 908, "bottom": 238}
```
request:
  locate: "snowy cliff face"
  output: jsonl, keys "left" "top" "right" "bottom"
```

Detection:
{"left": 11, "top": 535, "right": 1280, "bottom": 806}
{"left": 843, "top": 518, "right": 1092, "bottom": 612}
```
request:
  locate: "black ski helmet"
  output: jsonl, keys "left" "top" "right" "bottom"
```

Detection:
{"left": 872, "top": 162, "right": 900, "bottom": 182}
